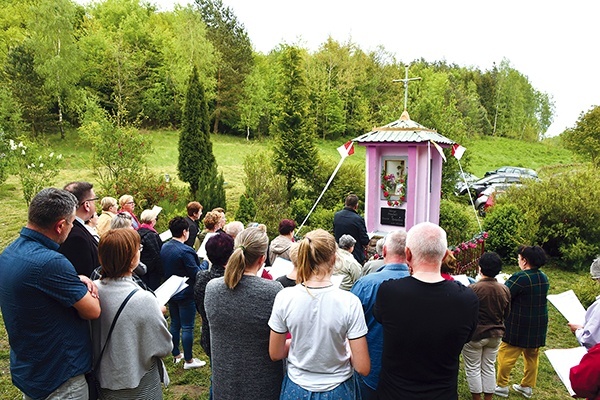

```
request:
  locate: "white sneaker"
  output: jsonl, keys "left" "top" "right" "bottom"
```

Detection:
{"left": 183, "top": 358, "right": 207, "bottom": 369}
{"left": 513, "top": 384, "right": 533, "bottom": 398}
{"left": 173, "top": 354, "right": 183, "bottom": 364}
{"left": 494, "top": 386, "right": 509, "bottom": 397}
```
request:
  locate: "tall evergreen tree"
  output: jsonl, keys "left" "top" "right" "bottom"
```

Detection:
{"left": 272, "top": 45, "right": 318, "bottom": 199}
{"left": 195, "top": 0, "right": 253, "bottom": 134}
{"left": 178, "top": 66, "right": 222, "bottom": 205}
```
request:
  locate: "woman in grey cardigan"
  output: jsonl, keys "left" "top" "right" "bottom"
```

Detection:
{"left": 92, "top": 229, "right": 172, "bottom": 400}
{"left": 205, "top": 227, "right": 284, "bottom": 400}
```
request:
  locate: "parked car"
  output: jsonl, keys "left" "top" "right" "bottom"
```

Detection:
{"left": 484, "top": 166, "right": 538, "bottom": 179}
{"left": 453, "top": 172, "right": 479, "bottom": 194}
{"left": 475, "top": 186, "right": 505, "bottom": 217}
{"left": 455, "top": 173, "right": 523, "bottom": 197}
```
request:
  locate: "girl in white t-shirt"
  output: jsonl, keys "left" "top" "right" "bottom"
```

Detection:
{"left": 268, "top": 229, "right": 370, "bottom": 399}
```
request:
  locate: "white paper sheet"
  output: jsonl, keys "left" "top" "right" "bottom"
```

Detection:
{"left": 159, "top": 229, "right": 172, "bottom": 242}
{"left": 267, "top": 258, "right": 294, "bottom": 280}
{"left": 152, "top": 205, "right": 163, "bottom": 215}
{"left": 453, "top": 274, "right": 471, "bottom": 286}
{"left": 547, "top": 290, "right": 587, "bottom": 325}
{"left": 544, "top": 347, "right": 587, "bottom": 396}
{"left": 154, "top": 275, "right": 188, "bottom": 306}
{"left": 331, "top": 274, "right": 344, "bottom": 288}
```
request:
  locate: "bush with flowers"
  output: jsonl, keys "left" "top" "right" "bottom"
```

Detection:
{"left": 381, "top": 168, "right": 406, "bottom": 207}
{"left": 8, "top": 138, "right": 63, "bottom": 205}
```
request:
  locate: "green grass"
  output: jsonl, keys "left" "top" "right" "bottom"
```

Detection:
{"left": 0, "top": 130, "right": 593, "bottom": 399}
{"left": 463, "top": 136, "right": 577, "bottom": 178}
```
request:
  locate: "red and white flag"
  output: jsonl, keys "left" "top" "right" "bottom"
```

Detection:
{"left": 452, "top": 143, "right": 466, "bottom": 161}
{"left": 337, "top": 141, "right": 355, "bottom": 159}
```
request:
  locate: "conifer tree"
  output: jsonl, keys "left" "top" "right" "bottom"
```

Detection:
{"left": 272, "top": 45, "right": 318, "bottom": 199}
{"left": 178, "top": 66, "right": 225, "bottom": 209}
{"left": 235, "top": 194, "right": 256, "bottom": 225}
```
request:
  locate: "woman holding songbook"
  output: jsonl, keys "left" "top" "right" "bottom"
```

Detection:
{"left": 568, "top": 258, "right": 600, "bottom": 349}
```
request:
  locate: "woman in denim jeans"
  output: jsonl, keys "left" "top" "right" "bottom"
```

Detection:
{"left": 160, "top": 216, "right": 206, "bottom": 370}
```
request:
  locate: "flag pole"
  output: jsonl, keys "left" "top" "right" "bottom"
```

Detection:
{"left": 457, "top": 160, "right": 482, "bottom": 231}
{"left": 297, "top": 156, "right": 346, "bottom": 233}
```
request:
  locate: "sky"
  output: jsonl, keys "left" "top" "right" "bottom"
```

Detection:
{"left": 151, "top": 0, "right": 599, "bottom": 137}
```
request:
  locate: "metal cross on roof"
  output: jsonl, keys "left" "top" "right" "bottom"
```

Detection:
{"left": 393, "top": 66, "right": 422, "bottom": 111}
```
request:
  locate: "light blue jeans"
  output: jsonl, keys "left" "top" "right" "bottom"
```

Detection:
{"left": 169, "top": 298, "right": 196, "bottom": 361}
{"left": 23, "top": 374, "right": 88, "bottom": 400}
{"left": 280, "top": 373, "right": 361, "bottom": 400}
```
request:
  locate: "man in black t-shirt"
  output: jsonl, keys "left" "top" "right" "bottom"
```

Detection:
{"left": 374, "top": 222, "right": 479, "bottom": 400}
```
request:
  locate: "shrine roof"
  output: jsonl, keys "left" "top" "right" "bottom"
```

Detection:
{"left": 353, "top": 111, "right": 454, "bottom": 145}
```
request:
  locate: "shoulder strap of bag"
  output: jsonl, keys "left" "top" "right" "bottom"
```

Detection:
{"left": 93, "top": 288, "right": 139, "bottom": 370}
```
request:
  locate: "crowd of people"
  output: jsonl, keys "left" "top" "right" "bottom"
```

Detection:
{"left": 0, "top": 188, "right": 599, "bottom": 400}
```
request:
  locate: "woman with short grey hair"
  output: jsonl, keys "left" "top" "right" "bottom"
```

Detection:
{"left": 334, "top": 234, "right": 362, "bottom": 291}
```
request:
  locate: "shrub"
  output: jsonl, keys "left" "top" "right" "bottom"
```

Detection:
{"left": 235, "top": 194, "right": 256, "bottom": 225}
{"left": 308, "top": 158, "right": 365, "bottom": 210}
{"left": 290, "top": 198, "right": 312, "bottom": 228}
{"left": 483, "top": 203, "right": 528, "bottom": 263}
{"left": 504, "top": 167, "right": 600, "bottom": 269}
{"left": 243, "top": 151, "right": 290, "bottom": 239}
{"left": 79, "top": 99, "right": 152, "bottom": 193}
{"left": 112, "top": 170, "right": 187, "bottom": 212}
{"left": 302, "top": 207, "right": 335, "bottom": 235}
{"left": 439, "top": 199, "right": 479, "bottom": 246}
{"left": 575, "top": 274, "right": 598, "bottom": 309}
{"left": 7, "top": 138, "right": 63, "bottom": 205}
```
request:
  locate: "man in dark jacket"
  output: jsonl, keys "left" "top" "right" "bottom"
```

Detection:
{"left": 334, "top": 194, "right": 370, "bottom": 264}
{"left": 184, "top": 201, "right": 203, "bottom": 248}
{"left": 59, "top": 181, "right": 99, "bottom": 277}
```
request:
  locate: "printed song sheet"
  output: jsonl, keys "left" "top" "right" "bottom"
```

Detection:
{"left": 544, "top": 347, "right": 587, "bottom": 396}
{"left": 547, "top": 290, "right": 587, "bottom": 325}
{"left": 267, "top": 258, "right": 294, "bottom": 280}
{"left": 154, "top": 275, "right": 189, "bottom": 306}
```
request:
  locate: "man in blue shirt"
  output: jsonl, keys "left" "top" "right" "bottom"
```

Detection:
{"left": 350, "top": 230, "right": 410, "bottom": 399}
{"left": 0, "top": 188, "right": 101, "bottom": 399}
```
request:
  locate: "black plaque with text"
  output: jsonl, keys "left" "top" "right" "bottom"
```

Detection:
{"left": 380, "top": 207, "right": 406, "bottom": 227}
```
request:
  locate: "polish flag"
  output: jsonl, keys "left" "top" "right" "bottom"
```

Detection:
{"left": 337, "top": 141, "right": 355, "bottom": 159}
{"left": 452, "top": 144, "right": 466, "bottom": 161}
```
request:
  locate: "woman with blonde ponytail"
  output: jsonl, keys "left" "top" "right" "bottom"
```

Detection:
{"left": 204, "top": 227, "right": 284, "bottom": 400}
{"left": 269, "top": 229, "right": 370, "bottom": 399}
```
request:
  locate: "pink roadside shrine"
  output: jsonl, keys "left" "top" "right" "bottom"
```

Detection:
{"left": 352, "top": 110, "right": 454, "bottom": 235}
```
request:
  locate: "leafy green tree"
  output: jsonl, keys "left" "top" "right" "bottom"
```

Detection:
{"left": 272, "top": 45, "right": 318, "bottom": 199}
{"left": 79, "top": 0, "right": 160, "bottom": 127}
{"left": 28, "top": 0, "right": 84, "bottom": 138}
{"left": 178, "top": 66, "right": 213, "bottom": 197}
{"left": 196, "top": 0, "right": 253, "bottom": 134}
{"left": 5, "top": 44, "right": 53, "bottom": 136}
{"left": 237, "top": 55, "right": 270, "bottom": 139}
{"left": 143, "top": 5, "right": 217, "bottom": 127}
{"left": 563, "top": 106, "right": 600, "bottom": 166}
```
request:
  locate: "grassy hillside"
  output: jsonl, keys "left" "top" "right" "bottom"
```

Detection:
{"left": 0, "top": 131, "right": 590, "bottom": 399}
{"left": 462, "top": 136, "right": 577, "bottom": 178}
